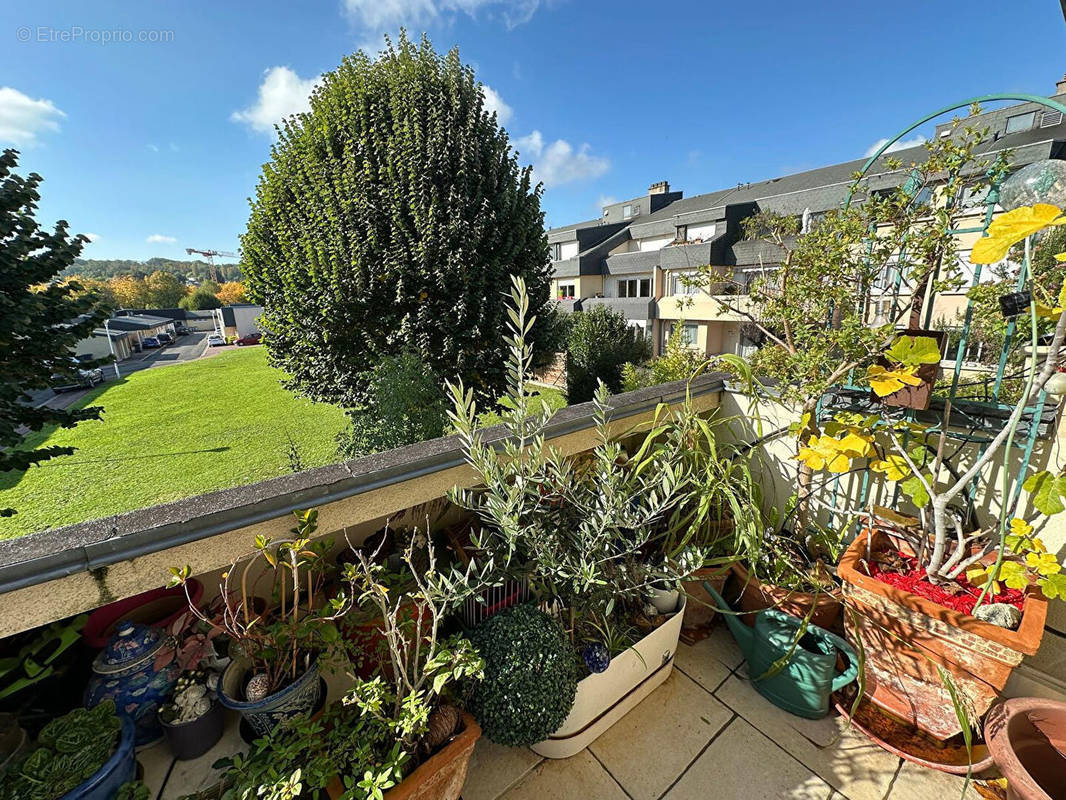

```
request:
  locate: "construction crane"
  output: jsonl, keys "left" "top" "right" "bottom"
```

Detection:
{"left": 185, "top": 248, "right": 238, "bottom": 283}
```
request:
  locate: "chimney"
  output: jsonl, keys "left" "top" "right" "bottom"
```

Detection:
{"left": 1057, "top": 74, "right": 1066, "bottom": 96}
{"left": 648, "top": 180, "right": 670, "bottom": 195}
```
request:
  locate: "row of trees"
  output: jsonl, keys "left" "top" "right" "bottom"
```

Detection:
{"left": 61, "top": 273, "right": 247, "bottom": 310}
{"left": 61, "top": 257, "right": 242, "bottom": 283}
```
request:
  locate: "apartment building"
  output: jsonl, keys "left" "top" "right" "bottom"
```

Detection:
{"left": 547, "top": 78, "right": 1066, "bottom": 360}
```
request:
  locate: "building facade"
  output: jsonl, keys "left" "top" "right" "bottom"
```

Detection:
{"left": 547, "top": 81, "right": 1066, "bottom": 361}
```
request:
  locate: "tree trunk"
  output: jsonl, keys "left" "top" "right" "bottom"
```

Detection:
{"left": 794, "top": 401, "right": 820, "bottom": 535}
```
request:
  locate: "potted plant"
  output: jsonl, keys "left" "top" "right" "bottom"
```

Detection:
{"left": 648, "top": 390, "right": 765, "bottom": 632}
{"left": 158, "top": 669, "right": 226, "bottom": 760}
{"left": 729, "top": 527, "right": 844, "bottom": 629}
{"left": 0, "top": 701, "right": 135, "bottom": 800}
{"left": 214, "top": 535, "right": 485, "bottom": 800}
{"left": 866, "top": 330, "right": 948, "bottom": 410}
{"left": 168, "top": 509, "right": 356, "bottom": 737}
{"left": 812, "top": 202, "right": 1066, "bottom": 743}
{"left": 446, "top": 277, "right": 715, "bottom": 758}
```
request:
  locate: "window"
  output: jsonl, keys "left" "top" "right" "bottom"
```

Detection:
{"left": 666, "top": 323, "right": 699, "bottom": 348}
{"left": 1005, "top": 111, "right": 1037, "bottom": 134}
{"left": 551, "top": 243, "right": 561, "bottom": 261}
{"left": 675, "top": 224, "right": 688, "bottom": 242}
{"left": 558, "top": 283, "right": 576, "bottom": 299}
{"left": 736, "top": 330, "right": 759, "bottom": 358}
{"left": 618, "top": 278, "right": 651, "bottom": 298}
{"left": 622, "top": 204, "right": 632, "bottom": 220}
{"left": 670, "top": 272, "right": 701, "bottom": 296}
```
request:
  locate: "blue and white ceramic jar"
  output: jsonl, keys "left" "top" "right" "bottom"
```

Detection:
{"left": 86, "top": 621, "right": 180, "bottom": 747}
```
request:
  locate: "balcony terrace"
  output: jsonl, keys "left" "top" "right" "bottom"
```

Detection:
{"left": 2, "top": 372, "right": 1060, "bottom": 800}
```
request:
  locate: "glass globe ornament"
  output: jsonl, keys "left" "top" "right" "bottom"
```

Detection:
{"left": 998, "top": 159, "right": 1066, "bottom": 211}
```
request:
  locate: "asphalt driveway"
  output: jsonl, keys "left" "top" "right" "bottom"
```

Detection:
{"left": 29, "top": 332, "right": 211, "bottom": 412}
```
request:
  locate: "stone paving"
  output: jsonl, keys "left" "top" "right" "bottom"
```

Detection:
{"left": 139, "top": 622, "right": 983, "bottom": 800}
{"left": 461, "top": 623, "right": 983, "bottom": 800}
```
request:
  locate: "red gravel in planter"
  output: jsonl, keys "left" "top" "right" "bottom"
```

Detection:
{"left": 867, "top": 551, "right": 1025, "bottom": 617}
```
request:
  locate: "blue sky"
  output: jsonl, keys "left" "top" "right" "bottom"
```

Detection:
{"left": 0, "top": 0, "right": 1063, "bottom": 262}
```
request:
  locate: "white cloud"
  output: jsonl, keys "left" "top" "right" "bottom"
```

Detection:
{"left": 231, "top": 66, "right": 321, "bottom": 135}
{"left": 146, "top": 234, "right": 176, "bottom": 244}
{"left": 515, "top": 130, "right": 610, "bottom": 187}
{"left": 864, "top": 135, "right": 927, "bottom": 158}
{"left": 0, "top": 87, "right": 65, "bottom": 146}
{"left": 481, "top": 84, "right": 513, "bottom": 125}
{"left": 147, "top": 143, "right": 159, "bottom": 152}
{"left": 342, "top": 0, "right": 541, "bottom": 34}
{"left": 596, "top": 194, "right": 618, "bottom": 211}
{"left": 83, "top": 233, "right": 101, "bottom": 242}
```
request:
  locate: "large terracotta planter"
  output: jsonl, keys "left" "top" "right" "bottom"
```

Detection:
{"left": 327, "top": 713, "right": 481, "bottom": 800}
{"left": 837, "top": 531, "right": 1048, "bottom": 740}
{"left": 730, "top": 563, "right": 842, "bottom": 630}
{"left": 985, "top": 697, "right": 1066, "bottom": 800}
{"left": 531, "top": 597, "right": 685, "bottom": 759}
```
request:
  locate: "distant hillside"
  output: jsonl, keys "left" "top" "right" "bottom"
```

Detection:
{"left": 62, "top": 257, "right": 243, "bottom": 282}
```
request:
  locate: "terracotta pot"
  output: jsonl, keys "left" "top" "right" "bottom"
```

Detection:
{"left": 837, "top": 531, "right": 1048, "bottom": 741}
{"left": 344, "top": 600, "right": 429, "bottom": 680}
{"left": 985, "top": 697, "right": 1066, "bottom": 800}
{"left": 681, "top": 565, "right": 732, "bottom": 629}
{"left": 327, "top": 712, "right": 481, "bottom": 800}
{"left": 730, "top": 563, "right": 842, "bottom": 630}
{"left": 874, "top": 329, "right": 948, "bottom": 412}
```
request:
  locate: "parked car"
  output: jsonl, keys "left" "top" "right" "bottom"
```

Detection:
{"left": 156, "top": 332, "right": 174, "bottom": 346}
{"left": 142, "top": 337, "right": 161, "bottom": 348}
{"left": 206, "top": 333, "right": 226, "bottom": 347}
{"left": 175, "top": 325, "right": 192, "bottom": 336}
{"left": 235, "top": 333, "right": 262, "bottom": 346}
{"left": 51, "top": 358, "right": 105, "bottom": 393}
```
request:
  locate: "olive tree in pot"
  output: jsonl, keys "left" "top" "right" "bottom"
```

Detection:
{"left": 168, "top": 509, "right": 356, "bottom": 737}
{"left": 446, "top": 276, "right": 717, "bottom": 757}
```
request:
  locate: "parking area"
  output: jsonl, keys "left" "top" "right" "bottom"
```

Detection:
{"left": 28, "top": 332, "right": 212, "bottom": 412}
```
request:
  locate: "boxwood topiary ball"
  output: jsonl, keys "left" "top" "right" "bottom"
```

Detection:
{"left": 469, "top": 604, "right": 578, "bottom": 747}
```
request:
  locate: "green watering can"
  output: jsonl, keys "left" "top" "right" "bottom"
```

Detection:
{"left": 703, "top": 581, "right": 858, "bottom": 719}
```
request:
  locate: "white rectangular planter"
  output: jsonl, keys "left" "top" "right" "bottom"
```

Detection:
{"left": 530, "top": 597, "right": 685, "bottom": 759}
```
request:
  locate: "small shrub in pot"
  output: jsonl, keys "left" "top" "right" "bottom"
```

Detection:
{"left": 468, "top": 604, "right": 578, "bottom": 747}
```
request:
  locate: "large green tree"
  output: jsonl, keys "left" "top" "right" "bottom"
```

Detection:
{"left": 241, "top": 34, "right": 552, "bottom": 407}
{"left": 0, "top": 150, "right": 109, "bottom": 516}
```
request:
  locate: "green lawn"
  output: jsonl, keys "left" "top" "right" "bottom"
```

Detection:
{"left": 0, "top": 348, "right": 348, "bottom": 538}
{"left": 475, "top": 386, "right": 568, "bottom": 427}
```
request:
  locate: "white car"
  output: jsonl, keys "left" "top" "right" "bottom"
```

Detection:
{"left": 207, "top": 333, "right": 226, "bottom": 347}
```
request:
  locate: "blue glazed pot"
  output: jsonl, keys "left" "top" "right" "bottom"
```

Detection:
{"left": 218, "top": 657, "right": 321, "bottom": 737}
{"left": 61, "top": 714, "right": 136, "bottom": 800}
{"left": 86, "top": 621, "right": 180, "bottom": 747}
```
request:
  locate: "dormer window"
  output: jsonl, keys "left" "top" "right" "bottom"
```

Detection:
{"left": 675, "top": 224, "right": 688, "bottom": 242}
{"left": 1005, "top": 111, "right": 1037, "bottom": 134}
{"left": 552, "top": 243, "right": 561, "bottom": 261}
{"left": 623, "top": 204, "right": 632, "bottom": 220}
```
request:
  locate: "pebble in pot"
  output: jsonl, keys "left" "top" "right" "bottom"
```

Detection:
{"left": 974, "top": 603, "right": 1022, "bottom": 630}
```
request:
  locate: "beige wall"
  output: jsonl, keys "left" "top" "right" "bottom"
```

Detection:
{"left": 551, "top": 275, "right": 604, "bottom": 299}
